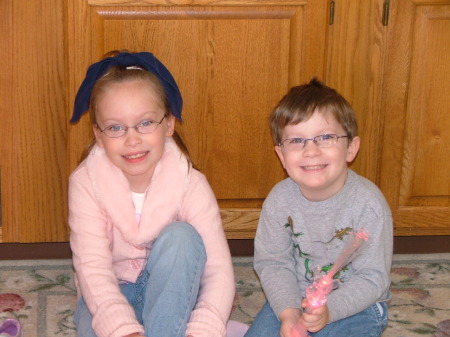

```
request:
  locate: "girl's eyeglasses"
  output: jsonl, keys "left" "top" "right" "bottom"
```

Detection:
{"left": 96, "top": 116, "right": 165, "bottom": 138}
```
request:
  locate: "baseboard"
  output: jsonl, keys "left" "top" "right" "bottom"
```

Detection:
{"left": 229, "top": 236, "right": 450, "bottom": 256}
{"left": 0, "top": 236, "right": 449, "bottom": 260}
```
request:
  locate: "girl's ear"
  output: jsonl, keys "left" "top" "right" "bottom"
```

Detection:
{"left": 93, "top": 124, "right": 104, "bottom": 148}
{"left": 165, "top": 114, "right": 176, "bottom": 137}
{"left": 346, "top": 136, "right": 360, "bottom": 163}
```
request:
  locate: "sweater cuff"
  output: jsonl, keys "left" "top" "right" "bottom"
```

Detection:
{"left": 92, "top": 299, "right": 144, "bottom": 337}
{"left": 186, "top": 301, "right": 227, "bottom": 337}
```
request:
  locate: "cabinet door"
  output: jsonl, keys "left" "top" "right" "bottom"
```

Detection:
{"left": 324, "top": 0, "right": 386, "bottom": 184}
{"left": 0, "top": 0, "right": 68, "bottom": 243}
{"left": 67, "top": 0, "right": 329, "bottom": 238}
{"left": 379, "top": 0, "right": 450, "bottom": 235}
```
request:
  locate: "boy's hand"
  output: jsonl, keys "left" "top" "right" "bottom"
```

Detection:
{"left": 279, "top": 307, "right": 302, "bottom": 337}
{"left": 298, "top": 299, "right": 330, "bottom": 332}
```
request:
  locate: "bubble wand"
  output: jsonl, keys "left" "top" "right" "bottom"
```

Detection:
{"left": 290, "top": 229, "right": 369, "bottom": 337}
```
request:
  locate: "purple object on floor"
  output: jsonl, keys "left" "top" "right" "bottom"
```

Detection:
{"left": 226, "top": 320, "right": 249, "bottom": 337}
{"left": 0, "top": 318, "right": 22, "bottom": 337}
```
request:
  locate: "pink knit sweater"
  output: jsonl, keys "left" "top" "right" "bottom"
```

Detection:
{"left": 69, "top": 139, "right": 235, "bottom": 337}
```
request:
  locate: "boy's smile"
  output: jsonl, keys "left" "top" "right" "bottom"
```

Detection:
{"left": 275, "top": 109, "right": 360, "bottom": 201}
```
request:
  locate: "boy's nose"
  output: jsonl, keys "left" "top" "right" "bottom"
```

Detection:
{"left": 302, "top": 140, "right": 321, "bottom": 156}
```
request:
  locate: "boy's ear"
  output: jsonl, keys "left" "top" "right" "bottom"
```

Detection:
{"left": 274, "top": 145, "right": 287, "bottom": 169}
{"left": 346, "top": 136, "right": 360, "bottom": 163}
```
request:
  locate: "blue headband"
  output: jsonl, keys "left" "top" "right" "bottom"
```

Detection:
{"left": 71, "top": 52, "right": 183, "bottom": 123}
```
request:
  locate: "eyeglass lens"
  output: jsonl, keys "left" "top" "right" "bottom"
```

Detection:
{"left": 281, "top": 134, "right": 347, "bottom": 151}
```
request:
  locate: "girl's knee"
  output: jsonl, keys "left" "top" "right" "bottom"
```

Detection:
{"left": 153, "top": 222, "right": 206, "bottom": 262}
{"left": 159, "top": 222, "right": 202, "bottom": 245}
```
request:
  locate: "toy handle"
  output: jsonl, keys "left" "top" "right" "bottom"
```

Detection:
{"left": 305, "top": 278, "right": 340, "bottom": 313}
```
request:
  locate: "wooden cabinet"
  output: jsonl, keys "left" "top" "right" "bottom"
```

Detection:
{"left": 326, "top": 0, "right": 450, "bottom": 236}
{"left": 0, "top": 0, "right": 68, "bottom": 242}
{"left": 1, "top": 0, "right": 449, "bottom": 243}
{"left": 378, "top": 0, "right": 450, "bottom": 235}
{"left": 66, "top": 0, "right": 330, "bottom": 239}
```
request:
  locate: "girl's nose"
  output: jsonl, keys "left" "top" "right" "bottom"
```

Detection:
{"left": 124, "top": 128, "right": 142, "bottom": 146}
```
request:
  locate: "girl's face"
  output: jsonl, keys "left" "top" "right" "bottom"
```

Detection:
{"left": 93, "top": 79, "right": 175, "bottom": 192}
{"left": 275, "top": 109, "right": 360, "bottom": 201}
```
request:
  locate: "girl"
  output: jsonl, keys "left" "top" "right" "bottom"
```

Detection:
{"left": 69, "top": 51, "right": 235, "bottom": 337}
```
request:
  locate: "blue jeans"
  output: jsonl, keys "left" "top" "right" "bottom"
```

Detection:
{"left": 74, "top": 222, "right": 207, "bottom": 337}
{"left": 244, "top": 300, "right": 388, "bottom": 337}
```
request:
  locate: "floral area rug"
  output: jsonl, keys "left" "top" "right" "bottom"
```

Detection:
{"left": 0, "top": 254, "right": 449, "bottom": 336}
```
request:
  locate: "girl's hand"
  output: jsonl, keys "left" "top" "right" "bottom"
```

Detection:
{"left": 124, "top": 334, "right": 144, "bottom": 337}
{"left": 279, "top": 307, "right": 302, "bottom": 337}
{"left": 298, "top": 299, "right": 330, "bottom": 332}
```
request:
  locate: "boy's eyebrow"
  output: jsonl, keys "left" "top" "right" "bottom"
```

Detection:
{"left": 283, "top": 129, "right": 340, "bottom": 138}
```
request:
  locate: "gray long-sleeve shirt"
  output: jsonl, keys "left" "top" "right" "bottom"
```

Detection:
{"left": 254, "top": 170, "right": 393, "bottom": 322}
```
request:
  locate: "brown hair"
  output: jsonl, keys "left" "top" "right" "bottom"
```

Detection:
{"left": 79, "top": 51, "right": 193, "bottom": 168}
{"left": 269, "top": 78, "right": 358, "bottom": 145}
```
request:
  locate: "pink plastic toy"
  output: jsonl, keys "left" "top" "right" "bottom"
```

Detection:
{"left": 290, "top": 229, "right": 369, "bottom": 337}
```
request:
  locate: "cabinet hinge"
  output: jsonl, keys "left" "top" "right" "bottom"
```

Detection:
{"left": 329, "top": 0, "right": 335, "bottom": 25}
{"left": 382, "top": 0, "right": 390, "bottom": 26}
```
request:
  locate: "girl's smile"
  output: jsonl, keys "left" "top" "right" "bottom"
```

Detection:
{"left": 93, "top": 79, "right": 175, "bottom": 192}
{"left": 123, "top": 151, "right": 150, "bottom": 162}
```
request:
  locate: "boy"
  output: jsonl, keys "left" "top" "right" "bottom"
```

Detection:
{"left": 245, "top": 79, "right": 392, "bottom": 337}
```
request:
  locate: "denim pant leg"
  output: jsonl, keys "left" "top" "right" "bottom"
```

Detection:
{"left": 244, "top": 300, "right": 388, "bottom": 337}
{"left": 73, "top": 274, "right": 144, "bottom": 336}
{"left": 73, "top": 296, "right": 98, "bottom": 337}
{"left": 73, "top": 222, "right": 206, "bottom": 337}
{"left": 138, "top": 222, "right": 207, "bottom": 337}
{"left": 311, "top": 301, "right": 388, "bottom": 337}
{"left": 244, "top": 301, "right": 281, "bottom": 337}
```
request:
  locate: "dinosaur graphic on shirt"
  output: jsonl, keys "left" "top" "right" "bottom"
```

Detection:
{"left": 285, "top": 216, "right": 352, "bottom": 282}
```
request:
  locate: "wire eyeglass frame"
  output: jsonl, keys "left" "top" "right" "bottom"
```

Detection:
{"left": 279, "top": 134, "right": 349, "bottom": 151}
{"left": 97, "top": 116, "right": 166, "bottom": 138}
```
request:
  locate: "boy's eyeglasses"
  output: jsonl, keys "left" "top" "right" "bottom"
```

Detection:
{"left": 279, "top": 134, "right": 348, "bottom": 151}
{"left": 96, "top": 116, "right": 165, "bottom": 138}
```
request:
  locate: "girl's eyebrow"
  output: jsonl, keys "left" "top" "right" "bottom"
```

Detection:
{"left": 100, "top": 110, "right": 161, "bottom": 123}
{"left": 96, "top": 118, "right": 122, "bottom": 125}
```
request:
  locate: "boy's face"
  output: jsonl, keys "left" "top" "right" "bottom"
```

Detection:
{"left": 275, "top": 109, "right": 360, "bottom": 201}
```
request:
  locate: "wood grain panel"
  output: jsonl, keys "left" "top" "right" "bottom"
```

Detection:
{"left": 68, "top": 2, "right": 329, "bottom": 238}
{"left": 0, "top": 0, "right": 14, "bottom": 241}
{"left": 325, "top": 0, "right": 386, "bottom": 183}
{"left": 1, "top": 0, "right": 68, "bottom": 242}
{"left": 404, "top": 6, "right": 450, "bottom": 203}
{"left": 380, "top": 0, "right": 450, "bottom": 235}
{"left": 89, "top": 0, "right": 308, "bottom": 6}
{"left": 221, "top": 208, "right": 259, "bottom": 239}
